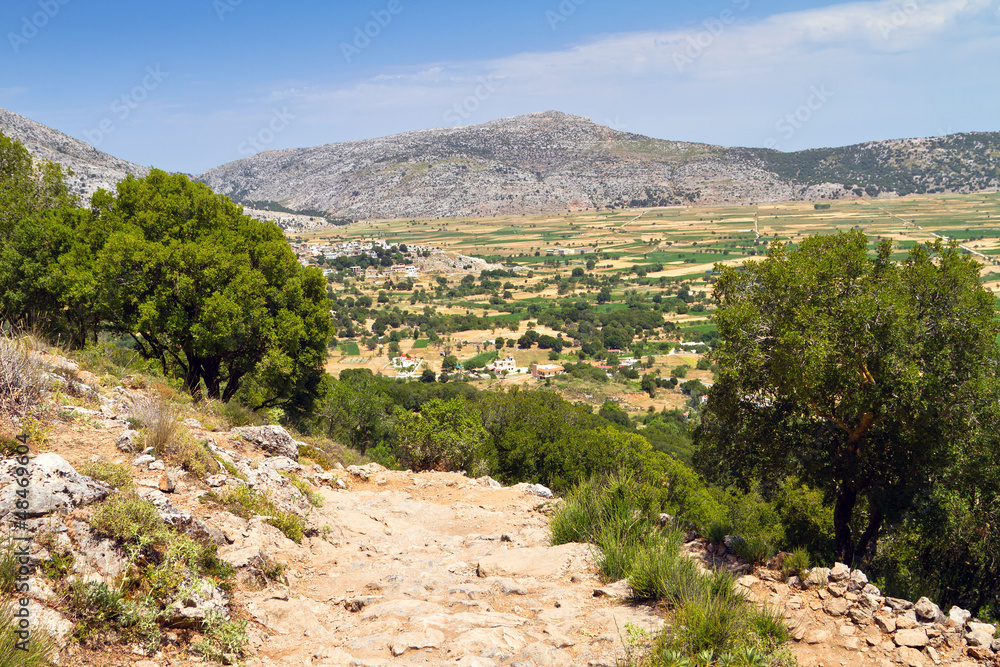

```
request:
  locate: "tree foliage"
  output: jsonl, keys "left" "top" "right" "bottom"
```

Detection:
{"left": 695, "top": 231, "right": 1000, "bottom": 566}
{"left": 74, "top": 170, "right": 330, "bottom": 404}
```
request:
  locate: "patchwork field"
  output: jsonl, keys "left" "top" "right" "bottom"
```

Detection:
{"left": 300, "top": 191, "right": 1000, "bottom": 412}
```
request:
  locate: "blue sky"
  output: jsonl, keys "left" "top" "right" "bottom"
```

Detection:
{"left": 2, "top": 0, "right": 998, "bottom": 173}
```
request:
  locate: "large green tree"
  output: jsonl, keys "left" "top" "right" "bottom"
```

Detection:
{"left": 69, "top": 170, "right": 330, "bottom": 405}
{"left": 0, "top": 132, "right": 83, "bottom": 338}
{"left": 695, "top": 231, "right": 1000, "bottom": 566}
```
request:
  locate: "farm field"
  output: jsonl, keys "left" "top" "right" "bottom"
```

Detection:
{"left": 301, "top": 191, "right": 1000, "bottom": 412}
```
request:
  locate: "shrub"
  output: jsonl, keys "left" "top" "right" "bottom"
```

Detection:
{"left": 129, "top": 397, "right": 180, "bottom": 451}
{"left": 731, "top": 535, "right": 774, "bottom": 566}
{"left": 0, "top": 536, "right": 19, "bottom": 594}
{"left": 162, "top": 432, "right": 219, "bottom": 476}
{"left": 705, "top": 521, "right": 732, "bottom": 547}
{"left": 550, "top": 471, "right": 661, "bottom": 547}
{"left": 192, "top": 609, "right": 249, "bottom": 663}
{"left": 88, "top": 493, "right": 170, "bottom": 549}
{"left": 0, "top": 334, "right": 43, "bottom": 425}
{"left": 78, "top": 460, "right": 134, "bottom": 491}
{"left": 782, "top": 547, "right": 811, "bottom": 581}
{"left": 218, "top": 400, "right": 263, "bottom": 428}
{"left": 628, "top": 532, "right": 702, "bottom": 603}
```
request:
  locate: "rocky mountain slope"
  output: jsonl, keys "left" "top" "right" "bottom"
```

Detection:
{"left": 6, "top": 348, "right": 998, "bottom": 667}
{"left": 0, "top": 106, "right": 148, "bottom": 201}
{"left": 199, "top": 111, "right": 1000, "bottom": 220}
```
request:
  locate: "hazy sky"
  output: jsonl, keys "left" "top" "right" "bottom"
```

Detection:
{"left": 2, "top": 0, "right": 998, "bottom": 173}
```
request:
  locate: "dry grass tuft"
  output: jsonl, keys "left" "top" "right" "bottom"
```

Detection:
{"left": 0, "top": 334, "right": 44, "bottom": 427}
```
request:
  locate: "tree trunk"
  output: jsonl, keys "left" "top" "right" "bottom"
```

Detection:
{"left": 834, "top": 485, "right": 858, "bottom": 565}
{"left": 854, "top": 505, "right": 883, "bottom": 567}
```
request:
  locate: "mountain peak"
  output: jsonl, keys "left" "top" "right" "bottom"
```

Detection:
{"left": 0, "top": 106, "right": 148, "bottom": 199}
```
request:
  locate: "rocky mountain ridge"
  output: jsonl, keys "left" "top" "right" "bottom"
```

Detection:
{"left": 199, "top": 111, "right": 1000, "bottom": 220}
{"left": 0, "top": 106, "right": 148, "bottom": 201}
{"left": 5, "top": 106, "right": 998, "bottom": 222}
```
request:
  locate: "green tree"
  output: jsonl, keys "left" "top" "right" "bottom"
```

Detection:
{"left": 393, "top": 398, "right": 490, "bottom": 475}
{"left": 441, "top": 355, "right": 459, "bottom": 371}
{"left": 71, "top": 170, "right": 330, "bottom": 405}
{"left": 315, "top": 370, "right": 392, "bottom": 450}
{"left": 695, "top": 232, "right": 1000, "bottom": 565}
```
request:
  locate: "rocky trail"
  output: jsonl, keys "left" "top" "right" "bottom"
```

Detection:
{"left": 5, "top": 351, "right": 999, "bottom": 667}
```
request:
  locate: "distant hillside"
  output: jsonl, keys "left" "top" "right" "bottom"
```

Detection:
{"left": 199, "top": 111, "right": 1000, "bottom": 220}
{"left": 744, "top": 132, "right": 1000, "bottom": 197}
{"left": 0, "top": 106, "right": 148, "bottom": 201}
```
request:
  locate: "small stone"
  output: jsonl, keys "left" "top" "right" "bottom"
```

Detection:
{"left": 894, "top": 628, "right": 929, "bottom": 647}
{"left": 828, "top": 581, "right": 848, "bottom": 597}
{"left": 823, "top": 597, "right": 849, "bottom": 617}
{"left": 895, "top": 645, "right": 927, "bottom": 667}
{"left": 829, "top": 562, "right": 851, "bottom": 581}
{"left": 207, "top": 474, "right": 227, "bottom": 487}
{"left": 158, "top": 474, "right": 176, "bottom": 493}
{"left": 914, "top": 596, "right": 944, "bottom": 623}
{"left": 115, "top": 430, "right": 140, "bottom": 453}
{"left": 925, "top": 645, "right": 939, "bottom": 662}
{"left": 965, "top": 629, "right": 993, "bottom": 647}
{"left": 133, "top": 455, "right": 155, "bottom": 467}
{"left": 948, "top": 605, "right": 972, "bottom": 628}
{"left": 805, "top": 567, "right": 830, "bottom": 587}
{"left": 804, "top": 628, "right": 831, "bottom": 644}
{"left": 148, "top": 459, "right": 166, "bottom": 471}
{"left": 499, "top": 579, "right": 528, "bottom": 595}
{"left": 874, "top": 613, "right": 896, "bottom": 634}
{"left": 967, "top": 646, "right": 994, "bottom": 661}
{"left": 968, "top": 621, "right": 996, "bottom": 637}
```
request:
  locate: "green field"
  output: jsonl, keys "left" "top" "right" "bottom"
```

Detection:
{"left": 341, "top": 342, "right": 361, "bottom": 356}
{"left": 412, "top": 339, "right": 430, "bottom": 349}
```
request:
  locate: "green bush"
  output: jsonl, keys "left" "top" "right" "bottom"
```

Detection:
{"left": 782, "top": 548, "right": 811, "bottom": 581}
{"left": 192, "top": 609, "right": 249, "bottom": 663}
{"left": 218, "top": 400, "right": 263, "bottom": 428}
{"left": 628, "top": 533, "right": 702, "bottom": 604}
{"left": 280, "top": 471, "right": 324, "bottom": 508}
{"left": 705, "top": 521, "right": 732, "bottom": 547}
{"left": 731, "top": 535, "right": 774, "bottom": 566}
{"left": 88, "top": 493, "right": 170, "bottom": 549}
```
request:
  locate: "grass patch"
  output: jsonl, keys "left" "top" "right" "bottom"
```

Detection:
{"left": 0, "top": 603, "right": 56, "bottom": 666}
{"left": 202, "top": 485, "right": 306, "bottom": 543}
{"left": 0, "top": 334, "right": 43, "bottom": 426}
{"left": 552, "top": 475, "right": 793, "bottom": 666}
{"left": 280, "top": 471, "right": 324, "bottom": 507}
{"left": 191, "top": 609, "right": 249, "bottom": 664}
{"left": 78, "top": 460, "right": 134, "bottom": 491}
{"left": 411, "top": 339, "right": 430, "bottom": 349}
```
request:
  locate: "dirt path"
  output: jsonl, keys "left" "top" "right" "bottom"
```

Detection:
{"left": 244, "top": 470, "right": 664, "bottom": 667}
